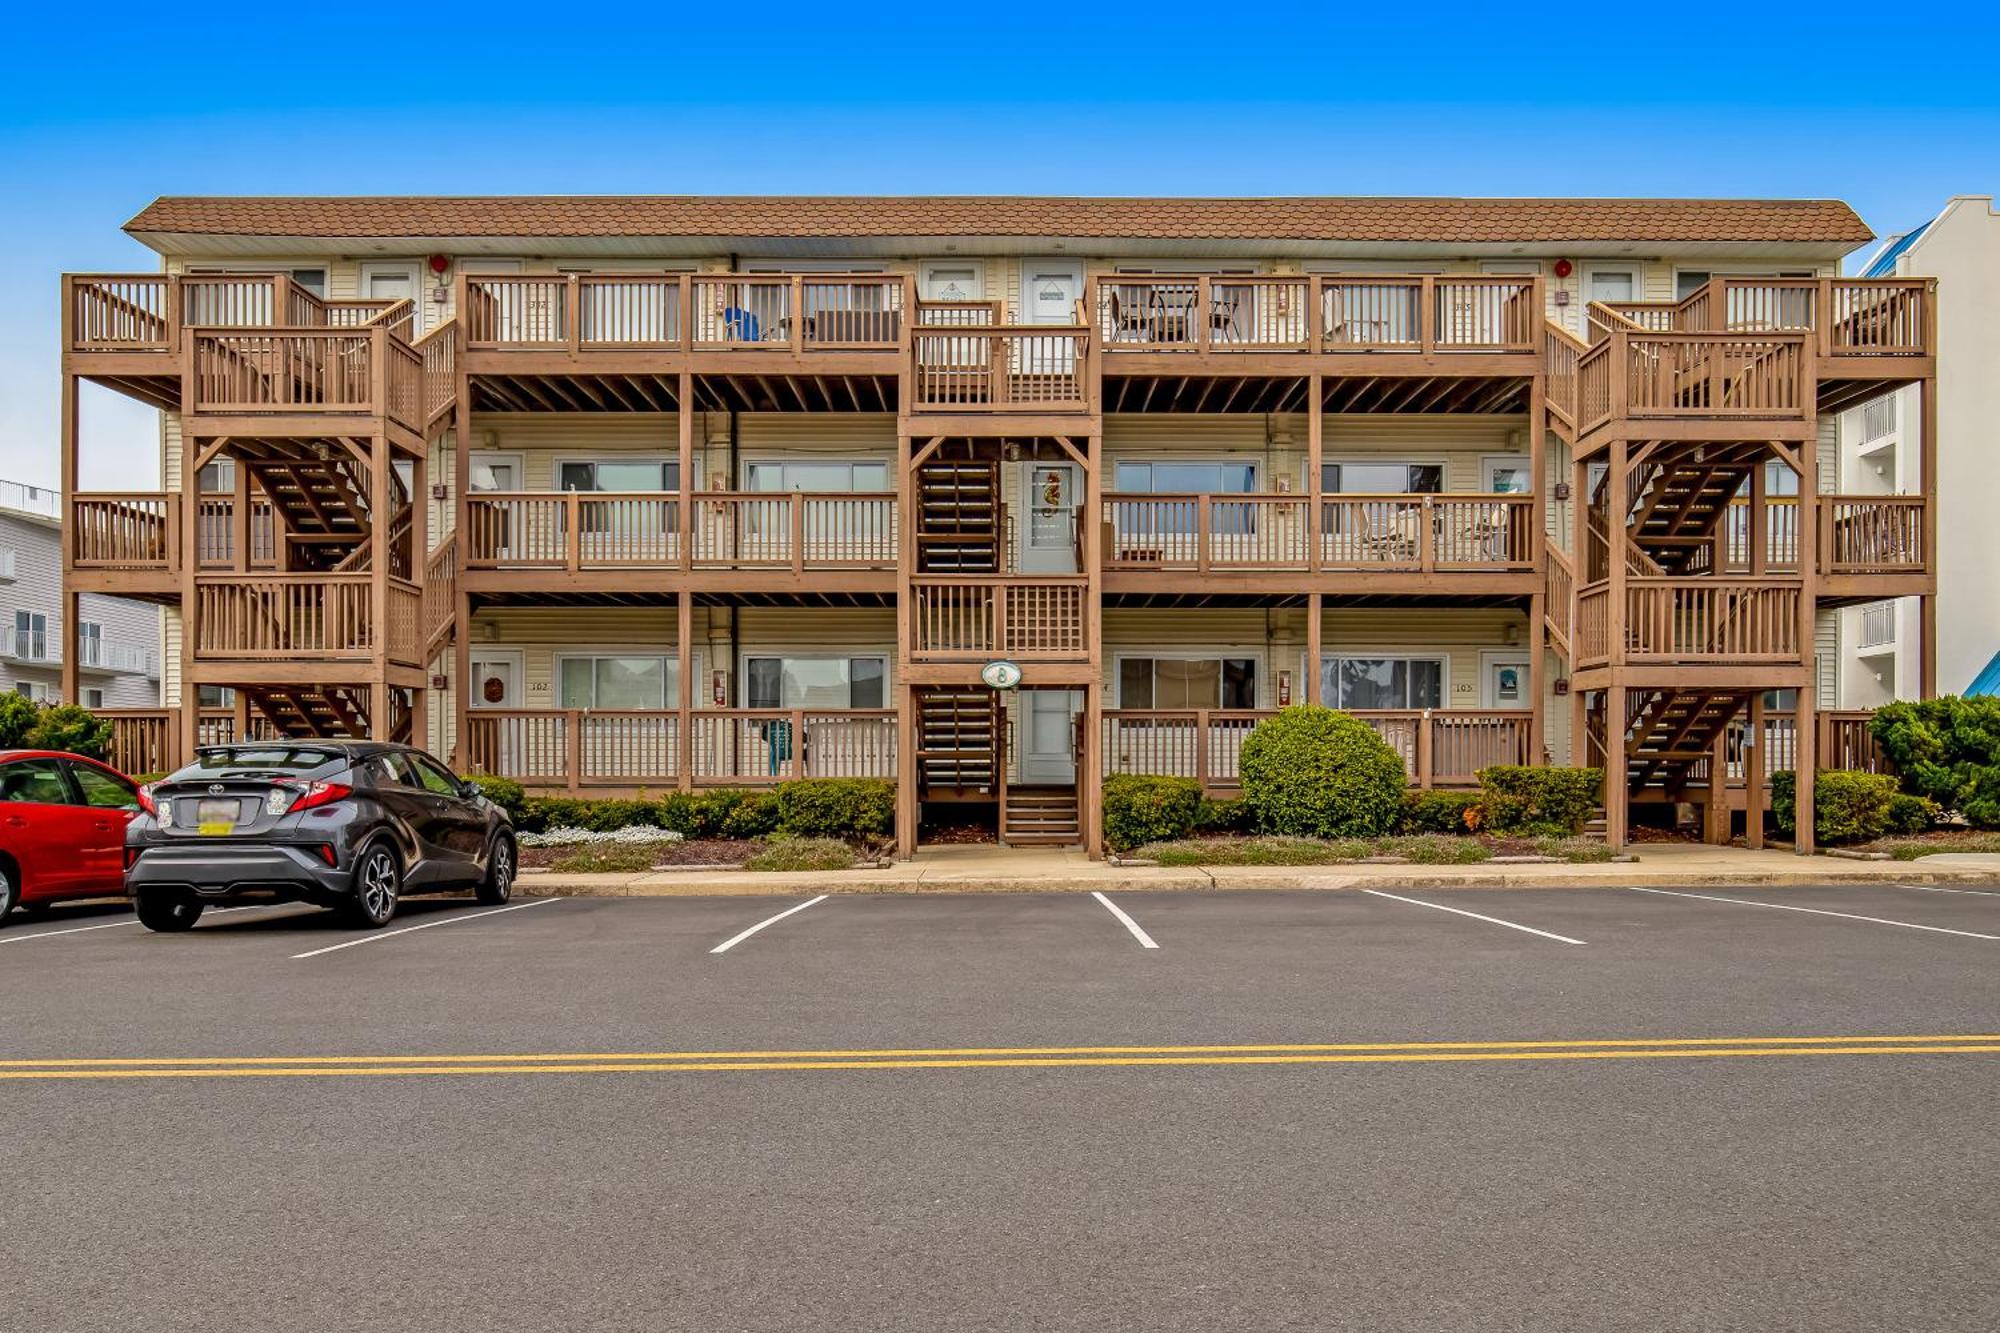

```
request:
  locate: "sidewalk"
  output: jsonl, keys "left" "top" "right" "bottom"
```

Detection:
{"left": 518, "top": 842, "right": 2000, "bottom": 898}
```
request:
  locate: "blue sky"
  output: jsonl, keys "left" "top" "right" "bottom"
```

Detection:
{"left": 5, "top": 1, "right": 1996, "bottom": 488}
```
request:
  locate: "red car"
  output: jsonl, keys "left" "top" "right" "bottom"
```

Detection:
{"left": 0, "top": 750, "right": 143, "bottom": 922}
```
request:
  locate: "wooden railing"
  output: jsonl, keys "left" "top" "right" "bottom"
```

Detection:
{"left": 1545, "top": 545, "right": 1574, "bottom": 655}
{"left": 1093, "top": 275, "right": 1539, "bottom": 353}
{"left": 1100, "top": 493, "right": 1534, "bottom": 573}
{"left": 461, "top": 708, "right": 896, "bottom": 790}
{"left": 98, "top": 708, "right": 241, "bottom": 777}
{"left": 915, "top": 299, "right": 1003, "bottom": 327}
{"left": 186, "top": 327, "right": 422, "bottom": 430}
{"left": 67, "top": 275, "right": 174, "bottom": 350}
{"left": 194, "top": 495, "right": 277, "bottom": 569}
{"left": 415, "top": 318, "right": 457, "bottom": 427}
{"left": 909, "top": 578, "right": 1088, "bottom": 659}
{"left": 1544, "top": 323, "right": 1587, "bottom": 428}
{"left": 1623, "top": 334, "right": 1808, "bottom": 420}
{"left": 1819, "top": 496, "right": 1927, "bottom": 573}
{"left": 462, "top": 492, "right": 899, "bottom": 572}
{"left": 1612, "top": 578, "right": 1803, "bottom": 662}
{"left": 461, "top": 273, "right": 909, "bottom": 352}
{"left": 690, "top": 493, "right": 898, "bottom": 570}
{"left": 66, "top": 274, "right": 452, "bottom": 354}
{"left": 1724, "top": 709, "right": 1888, "bottom": 783}
{"left": 910, "top": 327, "right": 1090, "bottom": 410}
{"left": 1589, "top": 279, "right": 1932, "bottom": 358}
{"left": 191, "top": 573, "right": 420, "bottom": 664}
{"left": 423, "top": 534, "right": 458, "bottom": 657}
{"left": 1102, "top": 708, "right": 1532, "bottom": 790}
{"left": 70, "top": 493, "right": 179, "bottom": 571}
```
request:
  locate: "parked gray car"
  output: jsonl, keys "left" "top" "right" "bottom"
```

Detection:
{"left": 125, "top": 741, "right": 515, "bottom": 932}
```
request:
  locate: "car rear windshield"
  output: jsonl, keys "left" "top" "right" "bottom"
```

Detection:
{"left": 170, "top": 747, "right": 347, "bottom": 780}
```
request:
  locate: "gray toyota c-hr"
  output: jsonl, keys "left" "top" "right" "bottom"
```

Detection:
{"left": 125, "top": 741, "right": 516, "bottom": 932}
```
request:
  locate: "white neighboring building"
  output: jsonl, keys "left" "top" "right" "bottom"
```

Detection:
{"left": 0, "top": 478, "right": 161, "bottom": 708}
{"left": 1834, "top": 196, "right": 2000, "bottom": 704}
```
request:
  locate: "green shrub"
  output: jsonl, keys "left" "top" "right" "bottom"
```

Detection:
{"left": 25, "top": 704, "right": 112, "bottom": 760}
{"left": 719, "top": 790, "right": 780, "bottom": 839}
{"left": 550, "top": 844, "right": 673, "bottom": 873}
{"left": 1237, "top": 707, "right": 1408, "bottom": 838}
{"left": 1399, "top": 789, "right": 1481, "bottom": 835}
{"left": 470, "top": 774, "right": 527, "bottom": 822}
{"left": 775, "top": 778, "right": 895, "bottom": 841}
{"left": 0, "top": 694, "right": 37, "bottom": 748}
{"left": 744, "top": 836, "right": 857, "bottom": 872}
{"left": 1771, "top": 769, "right": 1900, "bottom": 845}
{"left": 1871, "top": 697, "right": 2000, "bottom": 828}
{"left": 1101, "top": 774, "right": 1203, "bottom": 851}
{"left": 1885, "top": 792, "right": 1941, "bottom": 836}
{"left": 519, "top": 795, "right": 658, "bottom": 835}
{"left": 653, "top": 788, "right": 778, "bottom": 839}
{"left": 1476, "top": 766, "right": 1602, "bottom": 837}
{"left": 1193, "top": 795, "right": 1254, "bottom": 835}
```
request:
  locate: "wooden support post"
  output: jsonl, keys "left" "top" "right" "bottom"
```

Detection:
{"left": 1704, "top": 727, "right": 1729, "bottom": 844}
{"left": 1919, "top": 374, "right": 1938, "bottom": 697}
{"left": 1306, "top": 372, "right": 1323, "bottom": 574}
{"left": 1604, "top": 685, "right": 1628, "bottom": 850}
{"left": 1081, "top": 432, "right": 1104, "bottom": 858}
{"left": 677, "top": 593, "right": 693, "bottom": 794}
{"left": 369, "top": 433, "right": 392, "bottom": 738}
{"left": 176, "top": 420, "right": 201, "bottom": 765}
{"left": 679, "top": 372, "right": 695, "bottom": 573}
{"left": 59, "top": 370, "right": 80, "bottom": 704}
{"left": 1527, "top": 589, "right": 1547, "bottom": 764}
{"left": 1745, "top": 691, "right": 1766, "bottom": 849}
{"left": 1305, "top": 591, "right": 1323, "bottom": 707}
{"left": 1795, "top": 428, "right": 1819, "bottom": 856}
{"left": 894, "top": 428, "right": 917, "bottom": 860}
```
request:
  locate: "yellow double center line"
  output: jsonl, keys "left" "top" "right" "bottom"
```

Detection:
{"left": 2, "top": 1035, "right": 1996, "bottom": 1081}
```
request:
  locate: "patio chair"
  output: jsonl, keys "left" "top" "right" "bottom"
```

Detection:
{"left": 1104, "top": 288, "right": 1155, "bottom": 343}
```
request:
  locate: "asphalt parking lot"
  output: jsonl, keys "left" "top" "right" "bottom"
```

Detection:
{"left": 3, "top": 882, "right": 1996, "bottom": 1332}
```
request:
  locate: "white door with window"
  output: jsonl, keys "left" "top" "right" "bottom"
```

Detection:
{"left": 1019, "top": 690, "right": 1081, "bottom": 785}
{"left": 360, "top": 262, "right": 421, "bottom": 332}
{"left": 1482, "top": 455, "right": 1533, "bottom": 494}
{"left": 1019, "top": 462, "right": 1079, "bottom": 573}
{"left": 468, "top": 650, "right": 522, "bottom": 775}
{"left": 1021, "top": 260, "right": 1083, "bottom": 375}
{"left": 466, "top": 453, "right": 525, "bottom": 560}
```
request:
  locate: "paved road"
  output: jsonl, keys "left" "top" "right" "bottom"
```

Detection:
{"left": 3, "top": 882, "right": 1996, "bottom": 1331}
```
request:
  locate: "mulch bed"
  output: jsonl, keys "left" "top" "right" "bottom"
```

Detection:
{"left": 519, "top": 839, "right": 758, "bottom": 870}
{"left": 920, "top": 821, "right": 997, "bottom": 845}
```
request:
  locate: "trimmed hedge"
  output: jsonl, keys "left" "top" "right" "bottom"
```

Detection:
{"left": 774, "top": 778, "right": 894, "bottom": 841}
{"left": 1870, "top": 696, "right": 2000, "bottom": 829}
{"left": 1476, "top": 766, "right": 1602, "bottom": 837}
{"left": 1238, "top": 707, "right": 1408, "bottom": 838}
{"left": 1771, "top": 769, "right": 1900, "bottom": 845}
{"left": 470, "top": 775, "right": 527, "bottom": 823}
{"left": 1399, "top": 789, "right": 1481, "bottom": 835}
{"left": 1193, "top": 795, "right": 1255, "bottom": 835}
{"left": 1103, "top": 774, "right": 1203, "bottom": 852}
{"left": 1886, "top": 792, "right": 1941, "bottom": 836}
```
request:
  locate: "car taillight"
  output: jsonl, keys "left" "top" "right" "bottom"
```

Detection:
{"left": 287, "top": 780, "right": 352, "bottom": 813}
{"left": 137, "top": 784, "right": 158, "bottom": 816}
{"left": 124, "top": 847, "right": 143, "bottom": 870}
{"left": 314, "top": 843, "right": 338, "bottom": 867}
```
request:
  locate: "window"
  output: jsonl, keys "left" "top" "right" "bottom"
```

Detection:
{"left": 78, "top": 622, "right": 102, "bottom": 668}
{"left": 1585, "top": 270, "right": 1636, "bottom": 304}
{"left": 197, "top": 460, "right": 236, "bottom": 494}
{"left": 745, "top": 657, "right": 886, "bottom": 709}
{"left": 0, "top": 547, "right": 16, "bottom": 582}
{"left": 558, "top": 460, "right": 678, "bottom": 492}
{"left": 0, "top": 758, "right": 71, "bottom": 805}
{"left": 744, "top": 461, "right": 889, "bottom": 493}
{"left": 558, "top": 655, "right": 674, "bottom": 709}
{"left": 197, "top": 685, "right": 235, "bottom": 708}
{"left": 68, "top": 762, "right": 137, "bottom": 810}
{"left": 84, "top": 688, "right": 104, "bottom": 709}
{"left": 1320, "top": 656, "right": 1445, "bottom": 710}
{"left": 1113, "top": 461, "right": 1258, "bottom": 494}
{"left": 1322, "top": 462, "right": 1443, "bottom": 494}
{"left": 14, "top": 681, "right": 54, "bottom": 703}
{"left": 1118, "top": 658, "right": 1257, "bottom": 709}
{"left": 10, "top": 611, "right": 48, "bottom": 660}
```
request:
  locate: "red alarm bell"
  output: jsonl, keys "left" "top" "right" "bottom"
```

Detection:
{"left": 1553, "top": 259, "right": 1574, "bottom": 279}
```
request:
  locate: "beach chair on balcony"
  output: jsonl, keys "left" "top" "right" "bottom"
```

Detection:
{"left": 1360, "top": 504, "right": 1422, "bottom": 564}
{"left": 1450, "top": 502, "right": 1516, "bottom": 564}
{"left": 1104, "top": 288, "right": 1156, "bottom": 343}
{"left": 721, "top": 307, "right": 761, "bottom": 343}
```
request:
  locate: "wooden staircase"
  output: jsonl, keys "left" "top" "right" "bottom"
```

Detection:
{"left": 1626, "top": 451, "right": 1762, "bottom": 574}
{"left": 242, "top": 454, "right": 375, "bottom": 572}
{"left": 1612, "top": 689, "right": 1750, "bottom": 802}
{"left": 915, "top": 459, "right": 1002, "bottom": 573}
{"left": 916, "top": 687, "right": 998, "bottom": 797}
{"left": 243, "top": 685, "right": 388, "bottom": 740}
{"left": 1003, "top": 787, "right": 1082, "bottom": 846}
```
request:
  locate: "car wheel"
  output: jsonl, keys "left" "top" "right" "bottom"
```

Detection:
{"left": 0, "top": 865, "right": 17, "bottom": 922}
{"left": 475, "top": 835, "right": 515, "bottom": 906}
{"left": 345, "top": 843, "right": 401, "bottom": 928}
{"left": 135, "top": 890, "right": 204, "bottom": 933}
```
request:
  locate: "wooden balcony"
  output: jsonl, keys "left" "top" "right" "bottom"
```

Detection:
{"left": 462, "top": 274, "right": 908, "bottom": 354}
{"left": 68, "top": 492, "right": 282, "bottom": 596}
{"left": 1710, "top": 495, "right": 1929, "bottom": 594}
{"left": 1094, "top": 275, "right": 1538, "bottom": 356}
{"left": 908, "top": 326, "right": 1092, "bottom": 416}
{"left": 909, "top": 578, "right": 1089, "bottom": 662}
{"left": 64, "top": 273, "right": 418, "bottom": 415}
{"left": 1575, "top": 578, "right": 1803, "bottom": 669}
{"left": 190, "top": 574, "right": 422, "bottom": 669}
{"left": 460, "top": 707, "right": 896, "bottom": 792}
{"left": 460, "top": 492, "right": 898, "bottom": 593}
{"left": 1102, "top": 707, "right": 1533, "bottom": 793}
{"left": 1100, "top": 492, "right": 1535, "bottom": 592}
{"left": 187, "top": 327, "right": 423, "bottom": 437}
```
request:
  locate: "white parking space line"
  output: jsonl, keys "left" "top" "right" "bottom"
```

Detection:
{"left": 1091, "top": 892, "right": 1160, "bottom": 949}
{"left": 0, "top": 903, "right": 271, "bottom": 945}
{"left": 1901, "top": 884, "right": 2000, "bottom": 899}
{"left": 291, "top": 899, "right": 559, "bottom": 960}
{"left": 1362, "top": 889, "right": 1586, "bottom": 946}
{"left": 1629, "top": 886, "right": 2000, "bottom": 940}
{"left": 710, "top": 895, "right": 828, "bottom": 955}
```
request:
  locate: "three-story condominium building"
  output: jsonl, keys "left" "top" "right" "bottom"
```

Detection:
{"left": 59, "top": 195, "right": 1935, "bottom": 853}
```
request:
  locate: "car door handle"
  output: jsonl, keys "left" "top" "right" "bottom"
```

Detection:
{"left": 95, "top": 820, "right": 116, "bottom": 831}
{"left": 3, "top": 815, "right": 25, "bottom": 828}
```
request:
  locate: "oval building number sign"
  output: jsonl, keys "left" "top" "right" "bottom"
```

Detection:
{"left": 980, "top": 660, "right": 1023, "bottom": 690}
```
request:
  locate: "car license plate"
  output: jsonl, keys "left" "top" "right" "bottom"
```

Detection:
{"left": 196, "top": 798, "right": 239, "bottom": 835}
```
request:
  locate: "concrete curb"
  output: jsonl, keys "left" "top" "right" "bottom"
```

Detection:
{"left": 516, "top": 859, "right": 2000, "bottom": 898}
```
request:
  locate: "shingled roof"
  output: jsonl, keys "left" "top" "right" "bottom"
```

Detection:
{"left": 124, "top": 196, "right": 1874, "bottom": 245}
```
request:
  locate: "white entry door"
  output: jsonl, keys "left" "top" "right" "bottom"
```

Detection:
{"left": 1018, "top": 461, "right": 1079, "bottom": 573}
{"left": 1019, "top": 689, "right": 1081, "bottom": 785}
{"left": 360, "top": 262, "right": 422, "bottom": 333}
{"left": 469, "top": 650, "right": 524, "bottom": 775}
{"left": 1020, "top": 260, "right": 1083, "bottom": 376}
{"left": 1482, "top": 455, "right": 1533, "bottom": 494}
